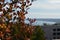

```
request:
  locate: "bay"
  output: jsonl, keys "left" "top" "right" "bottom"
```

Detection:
{"left": 25, "top": 20, "right": 56, "bottom": 26}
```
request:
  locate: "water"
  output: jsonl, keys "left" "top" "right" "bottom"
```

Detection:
{"left": 25, "top": 20, "right": 56, "bottom": 26}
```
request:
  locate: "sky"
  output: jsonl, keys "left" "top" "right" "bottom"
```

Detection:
{"left": 5, "top": 0, "right": 60, "bottom": 19}
{"left": 26, "top": 0, "right": 60, "bottom": 19}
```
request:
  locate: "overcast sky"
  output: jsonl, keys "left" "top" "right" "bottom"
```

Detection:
{"left": 5, "top": 0, "right": 60, "bottom": 19}
{"left": 26, "top": 0, "right": 60, "bottom": 19}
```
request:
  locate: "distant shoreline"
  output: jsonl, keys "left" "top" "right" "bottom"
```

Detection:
{"left": 25, "top": 19, "right": 56, "bottom": 26}
{"left": 26, "top": 18, "right": 60, "bottom": 23}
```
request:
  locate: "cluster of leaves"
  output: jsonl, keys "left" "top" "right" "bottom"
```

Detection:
{"left": 31, "top": 26, "right": 45, "bottom": 40}
{"left": 0, "top": 0, "right": 45, "bottom": 40}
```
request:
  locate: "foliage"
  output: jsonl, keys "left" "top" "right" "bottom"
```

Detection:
{"left": 31, "top": 26, "right": 45, "bottom": 40}
{"left": 0, "top": 0, "right": 45, "bottom": 40}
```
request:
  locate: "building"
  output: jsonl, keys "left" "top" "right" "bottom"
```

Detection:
{"left": 41, "top": 23, "right": 60, "bottom": 40}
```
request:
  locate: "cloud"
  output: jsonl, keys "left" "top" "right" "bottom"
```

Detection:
{"left": 26, "top": 0, "right": 60, "bottom": 18}
{"left": 40, "top": 3, "right": 60, "bottom": 9}
{"left": 31, "top": 4, "right": 60, "bottom": 10}
{"left": 26, "top": 12, "right": 60, "bottom": 18}
{"left": 48, "top": 0, "right": 60, "bottom": 3}
{"left": 30, "top": 0, "right": 60, "bottom": 9}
